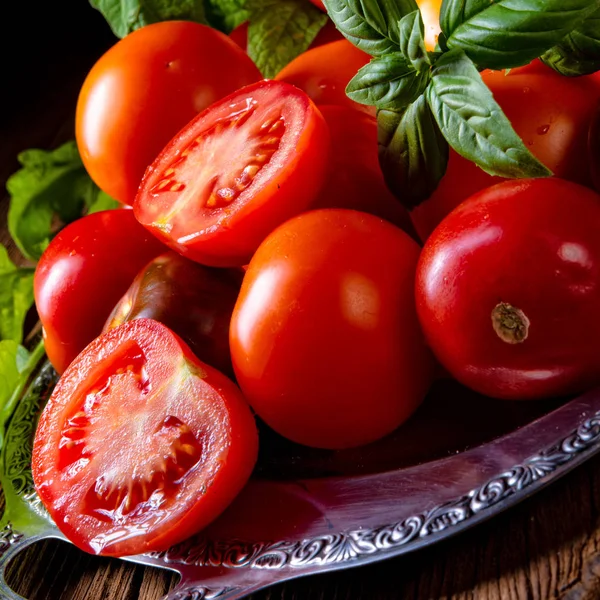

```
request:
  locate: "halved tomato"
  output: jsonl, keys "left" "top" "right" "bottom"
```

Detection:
{"left": 32, "top": 318, "right": 258, "bottom": 557}
{"left": 134, "top": 80, "right": 331, "bottom": 266}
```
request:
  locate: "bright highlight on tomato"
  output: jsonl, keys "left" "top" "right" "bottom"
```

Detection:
{"left": 416, "top": 178, "right": 600, "bottom": 400}
{"left": 76, "top": 21, "right": 262, "bottom": 205}
{"left": 32, "top": 318, "right": 258, "bottom": 557}
{"left": 134, "top": 80, "right": 331, "bottom": 267}
{"left": 231, "top": 209, "right": 434, "bottom": 449}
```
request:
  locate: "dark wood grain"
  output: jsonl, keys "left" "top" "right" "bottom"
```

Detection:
{"left": 4, "top": 2, "right": 600, "bottom": 599}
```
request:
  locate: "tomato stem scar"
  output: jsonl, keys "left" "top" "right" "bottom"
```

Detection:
{"left": 491, "top": 302, "right": 530, "bottom": 344}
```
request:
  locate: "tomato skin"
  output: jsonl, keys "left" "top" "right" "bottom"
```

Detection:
{"left": 134, "top": 80, "right": 331, "bottom": 267}
{"left": 411, "top": 64, "right": 600, "bottom": 241}
{"left": 312, "top": 105, "right": 415, "bottom": 235}
{"left": 104, "top": 252, "right": 242, "bottom": 377}
{"left": 275, "top": 40, "right": 373, "bottom": 115}
{"left": 33, "top": 318, "right": 258, "bottom": 557}
{"left": 231, "top": 209, "right": 434, "bottom": 449}
{"left": 76, "top": 21, "right": 261, "bottom": 205}
{"left": 308, "top": 0, "right": 325, "bottom": 10}
{"left": 416, "top": 178, "right": 600, "bottom": 400}
{"left": 230, "top": 20, "right": 343, "bottom": 51}
{"left": 34, "top": 210, "right": 166, "bottom": 375}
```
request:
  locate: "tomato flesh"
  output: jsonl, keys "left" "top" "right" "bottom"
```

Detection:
{"left": 134, "top": 80, "right": 331, "bottom": 266}
{"left": 33, "top": 319, "right": 258, "bottom": 557}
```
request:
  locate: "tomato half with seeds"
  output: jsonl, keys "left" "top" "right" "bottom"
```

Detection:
{"left": 134, "top": 80, "right": 331, "bottom": 267}
{"left": 32, "top": 318, "right": 258, "bottom": 557}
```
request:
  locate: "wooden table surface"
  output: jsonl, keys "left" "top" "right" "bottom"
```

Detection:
{"left": 4, "top": 2, "right": 600, "bottom": 599}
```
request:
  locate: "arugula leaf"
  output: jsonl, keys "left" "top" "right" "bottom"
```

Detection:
{"left": 205, "top": 0, "right": 249, "bottom": 32}
{"left": 346, "top": 53, "right": 430, "bottom": 109}
{"left": 0, "top": 247, "right": 34, "bottom": 344}
{"left": 378, "top": 95, "right": 449, "bottom": 209}
{"left": 90, "top": 0, "right": 208, "bottom": 38}
{"left": 427, "top": 49, "right": 552, "bottom": 179}
{"left": 6, "top": 141, "right": 119, "bottom": 261}
{"left": 399, "top": 10, "right": 430, "bottom": 72}
{"left": 323, "top": 0, "right": 416, "bottom": 56}
{"left": 247, "top": 0, "right": 327, "bottom": 78}
{"left": 441, "top": 0, "right": 600, "bottom": 70}
{"left": 541, "top": 7, "right": 600, "bottom": 76}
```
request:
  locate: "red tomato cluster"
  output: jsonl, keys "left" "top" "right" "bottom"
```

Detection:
{"left": 31, "top": 9, "right": 600, "bottom": 563}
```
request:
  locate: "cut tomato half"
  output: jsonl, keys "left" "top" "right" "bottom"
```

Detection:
{"left": 134, "top": 80, "right": 331, "bottom": 266}
{"left": 32, "top": 318, "right": 258, "bottom": 557}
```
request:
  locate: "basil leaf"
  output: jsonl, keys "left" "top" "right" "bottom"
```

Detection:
{"left": 323, "top": 0, "right": 417, "bottom": 56}
{"left": 0, "top": 342, "right": 29, "bottom": 422}
{"left": 441, "top": 0, "right": 600, "bottom": 70}
{"left": 399, "top": 10, "right": 430, "bottom": 71}
{"left": 86, "top": 190, "right": 121, "bottom": 214}
{"left": 248, "top": 0, "right": 327, "bottom": 78}
{"left": 346, "top": 53, "right": 430, "bottom": 109}
{"left": 6, "top": 141, "right": 119, "bottom": 261}
{"left": 90, "top": 0, "right": 208, "bottom": 38}
{"left": 427, "top": 49, "right": 552, "bottom": 179}
{"left": 0, "top": 247, "right": 34, "bottom": 344}
{"left": 378, "top": 95, "right": 449, "bottom": 209}
{"left": 205, "top": 0, "right": 249, "bottom": 32}
{"left": 541, "top": 7, "right": 600, "bottom": 76}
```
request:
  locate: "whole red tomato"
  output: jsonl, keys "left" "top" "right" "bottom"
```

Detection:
{"left": 34, "top": 210, "right": 166, "bottom": 374}
{"left": 76, "top": 21, "right": 261, "bottom": 205}
{"left": 312, "top": 105, "right": 414, "bottom": 234}
{"left": 230, "top": 19, "right": 342, "bottom": 51}
{"left": 411, "top": 64, "right": 600, "bottom": 241}
{"left": 33, "top": 318, "right": 258, "bottom": 557}
{"left": 416, "top": 178, "right": 600, "bottom": 400}
{"left": 230, "top": 209, "right": 434, "bottom": 449}
{"left": 275, "top": 40, "right": 373, "bottom": 115}
{"left": 104, "top": 252, "right": 242, "bottom": 377}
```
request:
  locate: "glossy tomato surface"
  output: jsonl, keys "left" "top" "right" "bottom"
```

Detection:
{"left": 34, "top": 210, "right": 166, "bottom": 374}
{"left": 134, "top": 80, "right": 331, "bottom": 267}
{"left": 275, "top": 40, "right": 372, "bottom": 115}
{"left": 33, "top": 318, "right": 258, "bottom": 557}
{"left": 231, "top": 209, "right": 434, "bottom": 449}
{"left": 411, "top": 64, "right": 600, "bottom": 241}
{"left": 416, "top": 178, "right": 600, "bottom": 400}
{"left": 312, "top": 105, "right": 414, "bottom": 234}
{"left": 104, "top": 252, "right": 242, "bottom": 377}
{"left": 76, "top": 21, "right": 261, "bottom": 205}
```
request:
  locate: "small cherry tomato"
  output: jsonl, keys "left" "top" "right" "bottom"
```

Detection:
{"left": 34, "top": 210, "right": 166, "bottom": 374}
{"left": 76, "top": 21, "right": 261, "bottom": 205}
{"left": 275, "top": 40, "right": 373, "bottom": 115}
{"left": 104, "top": 252, "right": 242, "bottom": 377}
{"left": 416, "top": 178, "right": 600, "bottom": 400}
{"left": 32, "top": 318, "right": 258, "bottom": 557}
{"left": 134, "top": 80, "right": 331, "bottom": 267}
{"left": 312, "top": 105, "right": 414, "bottom": 234}
{"left": 411, "top": 64, "right": 600, "bottom": 241}
{"left": 231, "top": 209, "right": 434, "bottom": 449}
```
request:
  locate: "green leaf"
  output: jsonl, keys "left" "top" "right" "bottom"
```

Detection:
{"left": 427, "top": 49, "right": 552, "bottom": 179}
{"left": 248, "top": 0, "right": 327, "bottom": 78}
{"left": 378, "top": 94, "right": 449, "bottom": 209}
{"left": 323, "top": 0, "right": 417, "bottom": 56}
{"left": 86, "top": 189, "right": 121, "bottom": 214}
{"left": 6, "top": 141, "right": 119, "bottom": 261}
{"left": 0, "top": 342, "right": 29, "bottom": 421}
{"left": 346, "top": 53, "right": 430, "bottom": 109}
{"left": 89, "top": 0, "right": 208, "bottom": 38}
{"left": 541, "top": 7, "right": 600, "bottom": 75}
{"left": 399, "top": 10, "right": 430, "bottom": 71}
{"left": 205, "top": 0, "right": 249, "bottom": 32}
{"left": 441, "top": 0, "right": 600, "bottom": 70}
{"left": 0, "top": 247, "right": 34, "bottom": 344}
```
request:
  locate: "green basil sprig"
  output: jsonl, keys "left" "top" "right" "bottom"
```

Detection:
{"left": 541, "top": 7, "right": 600, "bottom": 76}
{"left": 440, "top": 0, "right": 600, "bottom": 70}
